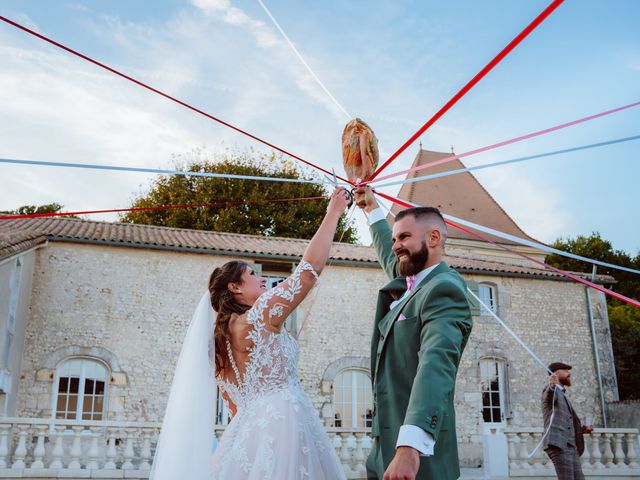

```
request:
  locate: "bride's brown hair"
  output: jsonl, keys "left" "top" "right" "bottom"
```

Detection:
{"left": 209, "top": 261, "right": 251, "bottom": 377}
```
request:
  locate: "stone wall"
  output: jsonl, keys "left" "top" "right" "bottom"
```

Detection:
{"left": 453, "top": 274, "right": 605, "bottom": 466}
{"left": 17, "top": 242, "right": 218, "bottom": 421}
{"left": 607, "top": 400, "right": 640, "bottom": 429}
{"left": 14, "top": 241, "right": 618, "bottom": 467}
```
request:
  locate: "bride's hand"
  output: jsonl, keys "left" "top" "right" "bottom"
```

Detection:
{"left": 326, "top": 187, "right": 350, "bottom": 216}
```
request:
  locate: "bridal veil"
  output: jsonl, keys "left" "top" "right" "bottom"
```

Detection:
{"left": 150, "top": 292, "right": 217, "bottom": 478}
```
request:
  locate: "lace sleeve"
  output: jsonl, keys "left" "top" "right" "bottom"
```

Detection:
{"left": 246, "top": 260, "right": 319, "bottom": 331}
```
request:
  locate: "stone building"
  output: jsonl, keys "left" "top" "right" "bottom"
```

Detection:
{"left": 0, "top": 150, "right": 636, "bottom": 478}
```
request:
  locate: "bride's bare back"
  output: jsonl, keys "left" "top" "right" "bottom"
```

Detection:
{"left": 215, "top": 261, "right": 318, "bottom": 412}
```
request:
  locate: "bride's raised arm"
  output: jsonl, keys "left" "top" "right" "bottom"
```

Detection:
{"left": 253, "top": 187, "right": 350, "bottom": 332}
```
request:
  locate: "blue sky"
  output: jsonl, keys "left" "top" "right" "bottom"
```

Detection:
{"left": 1, "top": 0, "right": 638, "bottom": 255}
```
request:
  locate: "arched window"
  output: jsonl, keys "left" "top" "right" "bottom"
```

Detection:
{"left": 54, "top": 358, "right": 108, "bottom": 420}
{"left": 333, "top": 369, "right": 373, "bottom": 428}
{"left": 479, "top": 357, "right": 510, "bottom": 425}
{"left": 478, "top": 283, "right": 497, "bottom": 314}
{"left": 255, "top": 261, "right": 302, "bottom": 336}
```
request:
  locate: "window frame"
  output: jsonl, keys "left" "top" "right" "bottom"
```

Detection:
{"left": 332, "top": 368, "right": 373, "bottom": 429}
{"left": 257, "top": 261, "right": 301, "bottom": 336}
{"left": 479, "top": 356, "right": 511, "bottom": 425}
{"left": 478, "top": 283, "right": 498, "bottom": 315}
{"left": 51, "top": 357, "right": 109, "bottom": 421}
{"left": 215, "top": 385, "right": 231, "bottom": 425}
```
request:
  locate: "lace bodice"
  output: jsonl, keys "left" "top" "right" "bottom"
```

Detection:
{"left": 216, "top": 261, "right": 318, "bottom": 410}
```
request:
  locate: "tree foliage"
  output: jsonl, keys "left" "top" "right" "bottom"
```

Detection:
{"left": 608, "top": 304, "right": 640, "bottom": 400}
{"left": 546, "top": 232, "right": 640, "bottom": 399}
{"left": 3, "top": 203, "right": 65, "bottom": 215}
{"left": 120, "top": 150, "right": 358, "bottom": 243}
{"left": 546, "top": 232, "right": 639, "bottom": 301}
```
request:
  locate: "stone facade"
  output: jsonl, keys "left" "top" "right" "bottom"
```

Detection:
{"left": 9, "top": 237, "right": 618, "bottom": 468}
{"left": 607, "top": 400, "right": 640, "bottom": 430}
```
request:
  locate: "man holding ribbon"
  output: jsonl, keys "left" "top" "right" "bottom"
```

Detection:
{"left": 357, "top": 188, "right": 473, "bottom": 480}
{"left": 541, "top": 362, "right": 592, "bottom": 480}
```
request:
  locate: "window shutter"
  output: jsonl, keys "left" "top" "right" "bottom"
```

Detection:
{"left": 504, "top": 361, "right": 513, "bottom": 419}
{"left": 466, "top": 280, "right": 481, "bottom": 316}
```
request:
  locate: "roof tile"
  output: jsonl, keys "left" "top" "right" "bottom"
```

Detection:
{"left": 0, "top": 217, "right": 612, "bottom": 282}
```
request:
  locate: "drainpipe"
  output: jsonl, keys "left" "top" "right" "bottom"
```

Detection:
{"left": 586, "top": 265, "right": 607, "bottom": 427}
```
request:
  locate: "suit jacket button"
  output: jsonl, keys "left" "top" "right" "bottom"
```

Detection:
{"left": 379, "top": 334, "right": 384, "bottom": 341}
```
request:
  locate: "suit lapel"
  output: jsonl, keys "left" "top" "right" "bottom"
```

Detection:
{"left": 373, "top": 262, "right": 450, "bottom": 377}
{"left": 377, "top": 287, "right": 420, "bottom": 337}
{"left": 371, "top": 277, "right": 407, "bottom": 377}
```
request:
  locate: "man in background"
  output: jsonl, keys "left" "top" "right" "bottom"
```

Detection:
{"left": 541, "top": 362, "right": 593, "bottom": 480}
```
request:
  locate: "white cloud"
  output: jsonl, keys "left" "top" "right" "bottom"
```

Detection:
{"left": 2, "top": 2, "right": 635, "bottom": 253}
{"left": 65, "top": 3, "right": 89, "bottom": 12}
{"left": 191, "top": 0, "right": 229, "bottom": 12}
{"left": 0, "top": 6, "right": 352, "bottom": 218}
{"left": 473, "top": 166, "right": 572, "bottom": 244}
{"left": 189, "top": 0, "right": 343, "bottom": 121}
{"left": 0, "top": 36, "right": 211, "bottom": 213}
{"left": 192, "top": 0, "right": 276, "bottom": 45}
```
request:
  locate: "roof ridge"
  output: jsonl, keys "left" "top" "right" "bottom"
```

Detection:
{"left": 407, "top": 149, "right": 540, "bottom": 244}
{"left": 0, "top": 216, "right": 366, "bottom": 248}
{"left": 455, "top": 160, "right": 538, "bottom": 243}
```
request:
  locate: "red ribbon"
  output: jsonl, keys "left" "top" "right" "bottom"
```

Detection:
{"left": 368, "top": 0, "right": 565, "bottom": 182}
{"left": 0, "top": 16, "right": 352, "bottom": 185}
{"left": 0, "top": 196, "right": 327, "bottom": 220}
{"left": 374, "top": 190, "right": 640, "bottom": 309}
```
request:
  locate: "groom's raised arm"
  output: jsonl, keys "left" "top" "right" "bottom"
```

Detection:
{"left": 358, "top": 187, "right": 398, "bottom": 281}
{"left": 370, "top": 213, "right": 399, "bottom": 280}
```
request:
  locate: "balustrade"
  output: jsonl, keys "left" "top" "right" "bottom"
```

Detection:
{"left": 505, "top": 427, "right": 640, "bottom": 477}
{"left": 1, "top": 418, "right": 637, "bottom": 479}
{"left": 0, "top": 418, "right": 373, "bottom": 479}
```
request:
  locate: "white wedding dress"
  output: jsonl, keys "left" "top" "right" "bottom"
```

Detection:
{"left": 211, "top": 261, "right": 346, "bottom": 479}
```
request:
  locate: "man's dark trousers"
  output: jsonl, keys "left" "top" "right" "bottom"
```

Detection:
{"left": 545, "top": 444, "right": 585, "bottom": 480}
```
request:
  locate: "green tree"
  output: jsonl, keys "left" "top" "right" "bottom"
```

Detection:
{"left": 608, "top": 304, "right": 640, "bottom": 399}
{"left": 120, "top": 150, "right": 358, "bottom": 243}
{"left": 546, "top": 232, "right": 640, "bottom": 399}
{"left": 546, "top": 232, "right": 638, "bottom": 300}
{"left": 3, "top": 203, "right": 65, "bottom": 215}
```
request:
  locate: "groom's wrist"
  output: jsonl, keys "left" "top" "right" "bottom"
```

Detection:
{"left": 396, "top": 425, "right": 435, "bottom": 456}
{"left": 396, "top": 446, "right": 419, "bottom": 457}
{"left": 366, "top": 208, "right": 386, "bottom": 225}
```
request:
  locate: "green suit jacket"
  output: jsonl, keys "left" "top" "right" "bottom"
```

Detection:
{"left": 366, "top": 219, "right": 473, "bottom": 480}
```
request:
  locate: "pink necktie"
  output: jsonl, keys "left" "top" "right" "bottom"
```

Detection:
{"left": 406, "top": 275, "right": 416, "bottom": 292}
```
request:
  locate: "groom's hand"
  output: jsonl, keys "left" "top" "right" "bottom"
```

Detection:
{"left": 353, "top": 186, "right": 378, "bottom": 213}
{"left": 383, "top": 446, "right": 420, "bottom": 480}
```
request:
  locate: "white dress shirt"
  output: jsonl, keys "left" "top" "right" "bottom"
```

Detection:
{"left": 367, "top": 207, "right": 437, "bottom": 456}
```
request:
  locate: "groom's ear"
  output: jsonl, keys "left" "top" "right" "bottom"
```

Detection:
{"left": 427, "top": 228, "right": 442, "bottom": 248}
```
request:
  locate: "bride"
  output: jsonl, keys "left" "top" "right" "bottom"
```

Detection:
{"left": 151, "top": 187, "right": 350, "bottom": 479}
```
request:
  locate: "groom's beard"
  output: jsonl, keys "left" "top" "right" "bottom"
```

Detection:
{"left": 396, "top": 242, "right": 429, "bottom": 276}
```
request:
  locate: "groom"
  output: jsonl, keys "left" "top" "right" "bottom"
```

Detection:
{"left": 357, "top": 189, "right": 473, "bottom": 480}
